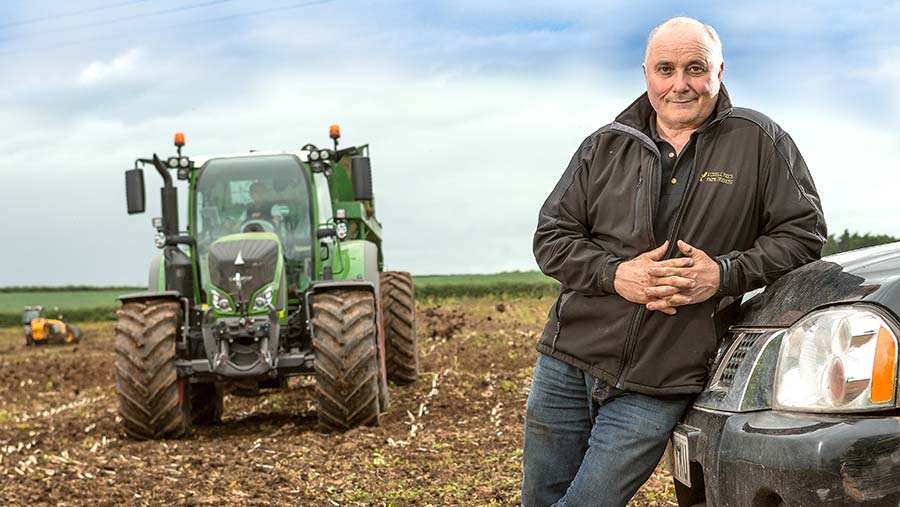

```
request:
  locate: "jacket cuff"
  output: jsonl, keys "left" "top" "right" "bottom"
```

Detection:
{"left": 715, "top": 254, "right": 738, "bottom": 296}
{"left": 601, "top": 257, "right": 621, "bottom": 294}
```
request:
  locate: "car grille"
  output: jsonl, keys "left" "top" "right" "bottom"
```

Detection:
{"left": 712, "top": 331, "right": 765, "bottom": 389}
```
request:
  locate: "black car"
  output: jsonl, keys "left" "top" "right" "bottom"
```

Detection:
{"left": 673, "top": 242, "right": 900, "bottom": 507}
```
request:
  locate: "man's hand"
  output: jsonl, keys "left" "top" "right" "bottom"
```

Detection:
{"left": 614, "top": 241, "right": 695, "bottom": 315}
{"left": 644, "top": 240, "right": 720, "bottom": 312}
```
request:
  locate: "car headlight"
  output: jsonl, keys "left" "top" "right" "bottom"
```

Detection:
{"left": 253, "top": 285, "right": 275, "bottom": 311}
{"left": 211, "top": 289, "right": 233, "bottom": 313}
{"left": 774, "top": 306, "right": 897, "bottom": 413}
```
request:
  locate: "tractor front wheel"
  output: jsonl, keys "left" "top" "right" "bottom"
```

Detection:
{"left": 311, "top": 290, "right": 381, "bottom": 431}
{"left": 114, "top": 299, "right": 190, "bottom": 440}
{"left": 380, "top": 271, "right": 419, "bottom": 384}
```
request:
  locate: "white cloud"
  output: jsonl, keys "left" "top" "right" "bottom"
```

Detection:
{"left": 79, "top": 47, "right": 142, "bottom": 84}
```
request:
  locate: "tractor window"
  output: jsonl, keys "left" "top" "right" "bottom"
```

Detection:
{"left": 195, "top": 155, "right": 314, "bottom": 266}
{"left": 313, "top": 173, "right": 333, "bottom": 225}
{"left": 22, "top": 310, "right": 42, "bottom": 324}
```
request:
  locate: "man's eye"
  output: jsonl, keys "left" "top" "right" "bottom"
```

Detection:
{"left": 688, "top": 66, "right": 706, "bottom": 74}
{"left": 658, "top": 66, "right": 673, "bottom": 74}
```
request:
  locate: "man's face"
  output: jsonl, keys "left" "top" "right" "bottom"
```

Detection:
{"left": 643, "top": 29, "right": 723, "bottom": 130}
{"left": 250, "top": 185, "right": 265, "bottom": 203}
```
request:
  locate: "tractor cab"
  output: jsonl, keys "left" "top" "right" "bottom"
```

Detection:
{"left": 22, "top": 305, "right": 45, "bottom": 325}
{"left": 194, "top": 154, "right": 317, "bottom": 293}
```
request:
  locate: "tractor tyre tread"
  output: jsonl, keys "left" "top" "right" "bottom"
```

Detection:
{"left": 114, "top": 300, "right": 190, "bottom": 440}
{"left": 311, "top": 290, "right": 381, "bottom": 431}
{"left": 380, "top": 271, "right": 419, "bottom": 384}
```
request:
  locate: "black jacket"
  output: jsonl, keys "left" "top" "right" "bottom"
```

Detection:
{"left": 533, "top": 87, "right": 826, "bottom": 395}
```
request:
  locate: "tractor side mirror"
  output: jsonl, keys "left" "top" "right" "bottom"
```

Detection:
{"left": 317, "top": 226, "right": 337, "bottom": 239}
{"left": 351, "top": 156, "right": 374, "bottom": 201}
{"left": 125, "top": 168, "right": 146, "bottom": 214}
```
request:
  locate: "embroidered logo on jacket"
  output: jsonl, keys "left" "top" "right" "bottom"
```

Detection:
{"left": 699, "top": 171, "right": 734, "bottom": 185}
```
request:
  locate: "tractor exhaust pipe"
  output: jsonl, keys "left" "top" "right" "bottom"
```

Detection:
{"left": 153, "top": 154, "right": 180, "bottom": 237}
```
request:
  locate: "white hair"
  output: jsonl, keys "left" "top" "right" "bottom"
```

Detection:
{"left": 644, "top": 17, "right": 724, "bottom": 67}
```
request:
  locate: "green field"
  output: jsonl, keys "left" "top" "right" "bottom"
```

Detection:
{"left": 414, "top": 270, "right": 551, "bottom": 286}
{"left": 0, "top": 271, "right": 560, "bottom": 325}
{"left": 0, "top": 289, "right": 137, "bottom": 312}
{"left": 413, "top": 271, "right": 559, "bottom": 300}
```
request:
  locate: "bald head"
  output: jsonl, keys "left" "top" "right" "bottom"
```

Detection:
{"left": 645, "top": 17, "right": 723, "bottom": 69}
{"left": 642, "top": 17, "right": 725, "bottom": 131}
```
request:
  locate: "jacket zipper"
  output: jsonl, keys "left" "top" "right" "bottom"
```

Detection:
{"left": 614, "top": 306, "right": 645, "bottom": 388}
{"left": 606, "top": 116, "right": 727, "bottom": 389}
{"left": 615, "top": 135, "right": 709, "bottom": 388}
{"left": 646, "top": 157, "right": 658, "bottom": 246}
{"left": 614, "top": 152, "right": 657, "bottom": 387}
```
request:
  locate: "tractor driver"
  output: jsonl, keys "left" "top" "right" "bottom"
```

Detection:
{"left": 240, "top": 181, "right": 282, "bottom": 231}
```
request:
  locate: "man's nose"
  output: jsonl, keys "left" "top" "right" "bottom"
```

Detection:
{"left": 672, "top": 70, "right": 691, "bottom": 92}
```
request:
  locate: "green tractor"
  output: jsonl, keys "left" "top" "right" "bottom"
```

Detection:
{"left": 118, "top": 127, "right": 418, "bottom": 439}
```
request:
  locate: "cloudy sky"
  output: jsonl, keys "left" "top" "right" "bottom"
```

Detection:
{"left": 1, "top": 0, "right": 899, "bottom": 286}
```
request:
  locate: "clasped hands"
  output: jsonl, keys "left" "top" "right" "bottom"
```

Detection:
{"left": 612, "top": 240, "right": 720, "bottom": 315}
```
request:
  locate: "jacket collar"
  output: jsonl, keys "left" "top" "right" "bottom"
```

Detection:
{"left": 614, "top": 84, "right": 733, "bottom": 136}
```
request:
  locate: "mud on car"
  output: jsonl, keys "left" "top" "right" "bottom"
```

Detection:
{"left": 673, "top": 242, "right": 900, "bottom": 507}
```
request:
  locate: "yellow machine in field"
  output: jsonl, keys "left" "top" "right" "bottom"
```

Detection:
{"left": 23, "top": 305, "right": 82, "bottom": 346}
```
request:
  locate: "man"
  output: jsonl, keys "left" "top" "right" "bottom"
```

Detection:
{"left": 241, "top": 181, "right": 282, "bottom": 229}
{"left": 523, "top": 17, "right": 825, "bottom": 507}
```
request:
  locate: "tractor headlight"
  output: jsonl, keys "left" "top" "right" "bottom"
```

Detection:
{"left": 211, "top": 289, "right": 233, "bottom": 313}
{"left": 774, "top": 306, "right": 898, "bottom": 413}
{"left": 179, "top": 157, "right": 190, "bottom": 168}
{"left": 167, "top": 156, "right": 179, "bottom": 168}
{"left": 319, "top": 150, "right": 330, "bottom": 160}
{"left": 309, "top": 150, "right": 320, "bottom": 161}
{"left": 253, "top": 285, "right": 275, "bottom": 311}
{"left": 336, "top": 221, "right": 348, "bottom": 239}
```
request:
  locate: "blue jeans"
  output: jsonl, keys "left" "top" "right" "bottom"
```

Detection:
{"left": 521, "top": 354, "right": 693, "bottom": 507}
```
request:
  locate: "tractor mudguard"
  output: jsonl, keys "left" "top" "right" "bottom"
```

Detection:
{"left": 119, "top": 290, "right": 183, "bottom": 304}
{"left": 308, "top": 279, "right": 376, "bottom": 294}
{"left": 333, "top": 240, "right": 380, "bottom": 288}
{"left": 147, "top": 249, "right": 193, "bottom": 299}
{"left": 148, "top": 253, "right": 164, "bottom": 291}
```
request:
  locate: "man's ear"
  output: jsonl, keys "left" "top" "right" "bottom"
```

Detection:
{"left": 717, "top": 61, "right": 724, "bottom": 80}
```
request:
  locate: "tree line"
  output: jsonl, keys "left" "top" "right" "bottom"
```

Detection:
{"left": 823, "top": 230, "right": 898, "bottom": 256}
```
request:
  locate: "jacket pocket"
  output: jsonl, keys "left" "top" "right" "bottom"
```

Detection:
{"left": 551, "top": 289, "right": 576, "bottom": 352}
{"left": 555, "top": 292, "right": 631, "bottom": 375}
{"left": 632, "top": 175, "right": 643, "bottom": 234}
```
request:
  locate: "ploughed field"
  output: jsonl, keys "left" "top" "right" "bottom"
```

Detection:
{"left": 0, "top": 299, "right": 675, "bottom": 506}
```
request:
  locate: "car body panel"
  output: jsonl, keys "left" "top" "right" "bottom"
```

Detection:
{"left": 736, "top": 242, "right": 900, "bottom": 328}
{"left": 676, "top": 242, "right": 900, "bottom": 506}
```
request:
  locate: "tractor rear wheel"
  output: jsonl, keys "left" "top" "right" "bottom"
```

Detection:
{"left": 311, "top": 290, "right": 381, "bottom": 431}
{"left": 380, "top": 271, "right": 419, "bottom": 384}
{"left": 190, "top": 382, "right": 224, "bottom": 425}
{"left": 114, "top": 299, "right": 190, "bottom": 440}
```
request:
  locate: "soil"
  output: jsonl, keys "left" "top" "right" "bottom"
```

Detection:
{"left": 0, "top": 300, "right": 677, "bottom": 506}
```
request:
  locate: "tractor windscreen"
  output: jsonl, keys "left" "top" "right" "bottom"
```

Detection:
{"left": 195, "top": 155, "right": 314, "bottom": 272}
